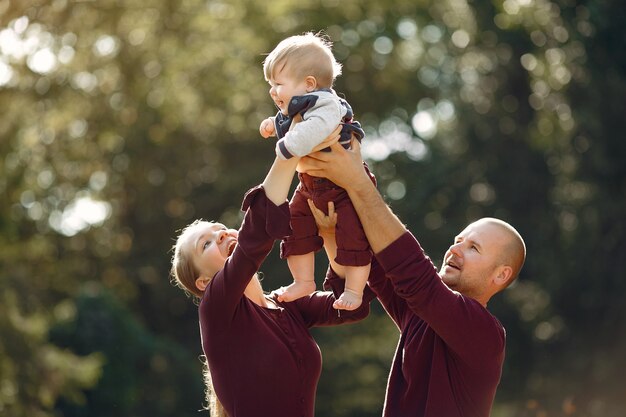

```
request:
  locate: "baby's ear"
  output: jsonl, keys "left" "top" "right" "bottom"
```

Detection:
{"left": 195, "top": 276, "right": 210, "bottom": 291}
{"left": 305, "top": 76, "right": 317, "bottom": 92}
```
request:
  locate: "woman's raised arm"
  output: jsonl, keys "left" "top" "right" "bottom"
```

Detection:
{"left": 261, "top": 157, "right": 300, "bottom": 205}
{"left": 262, "top": 124, "right": 341, "bottom": 205}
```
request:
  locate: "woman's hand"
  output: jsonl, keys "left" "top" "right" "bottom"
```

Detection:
{"left": 296, "top": 125, "right": 341, "bottom": 172}
{"left": 311, "top": 125, "right": 341, "bottom": 152}
{"left": 308, "top": 200, "right": 337, "bottom": 237}
{"left": 309, "top": 199, "right": 346, "bottom": 278}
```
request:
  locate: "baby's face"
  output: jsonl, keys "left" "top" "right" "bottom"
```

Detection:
{"left": 268, "top": 67, "right": 309, "bottom": 115}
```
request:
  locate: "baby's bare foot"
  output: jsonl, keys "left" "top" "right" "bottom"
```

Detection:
{"left": 276, "top": 281, "right": 316, "bottom": 302}
{"left": 332, "top": 289, "right": 363, "bottom": 311}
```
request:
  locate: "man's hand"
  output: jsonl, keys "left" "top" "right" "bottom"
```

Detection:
{"left": 303, "top": 138, "right": 407, "bottom": 254}
{"left": 300, "top": 138, "right": 369, "bottom": 191}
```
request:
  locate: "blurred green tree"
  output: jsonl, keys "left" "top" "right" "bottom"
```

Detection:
{"left": 49, "top": 290, "right": 204, "bottom": 417}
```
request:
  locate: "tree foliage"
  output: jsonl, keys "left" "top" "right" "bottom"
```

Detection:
{"left": 1, "top": 0, "right": 625, "bottom": 416}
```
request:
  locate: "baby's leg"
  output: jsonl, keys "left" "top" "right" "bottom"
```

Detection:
{"left": 277, "top": 252, "right": 317, "bottom": 302}
{"left": 333, "top": 263, "right": 371, "bottom": 311}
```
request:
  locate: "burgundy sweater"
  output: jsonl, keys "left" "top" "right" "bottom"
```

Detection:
{"left": 369, "top": 232, "right": 506, "bottom": 417}
{"left": 199, "top": 185, "right": 374, "bottom": 417}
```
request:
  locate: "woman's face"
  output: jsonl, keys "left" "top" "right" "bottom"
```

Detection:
{"left": 183, "top": 222, "right": 238, "bottom": 279}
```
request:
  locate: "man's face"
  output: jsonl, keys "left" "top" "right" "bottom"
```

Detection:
{"left": 439, "top": 220, "right": 508, "bottom": 299}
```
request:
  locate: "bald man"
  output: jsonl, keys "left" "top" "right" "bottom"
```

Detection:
{"left": 300, "top": 141, "right": 526, "bottom": 417}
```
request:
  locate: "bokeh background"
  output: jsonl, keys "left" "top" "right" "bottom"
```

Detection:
{"left": 1, "top": 0, "right": 625, "bottom": 416}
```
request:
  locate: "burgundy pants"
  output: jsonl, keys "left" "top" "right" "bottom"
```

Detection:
{"left": 280, "top": 165, "right": 376, "bottom": 266}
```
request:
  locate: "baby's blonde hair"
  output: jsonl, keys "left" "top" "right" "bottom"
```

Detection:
{"left": 263, "top": 32, "right": 342, "bottom": 89}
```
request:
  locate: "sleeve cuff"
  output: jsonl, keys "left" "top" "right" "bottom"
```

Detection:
{"left": 322, "top": 267, "right": 342, "bottom": 297}
{"left": 322, "top": 266, "right": 377, "bottom": 303}
{"left": 275, "top": 139, "right": 293, "bottom": 160}
{"left": 241, "top": 185, "right": 292, "bottom": 239}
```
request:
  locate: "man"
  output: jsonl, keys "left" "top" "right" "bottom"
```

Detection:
{"left": 300, "top": 140, "right": 526, "bottom": 417}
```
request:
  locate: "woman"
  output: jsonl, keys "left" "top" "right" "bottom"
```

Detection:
{"left": 170, "top": 127, "right": 375, "bottom": 417}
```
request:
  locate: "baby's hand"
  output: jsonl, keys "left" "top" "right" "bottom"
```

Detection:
{"left": 259, "top": 118, "right": 276, "bottom": 138}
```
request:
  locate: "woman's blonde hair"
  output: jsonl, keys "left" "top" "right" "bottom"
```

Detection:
{"left": 201, "top": 356, "right": 228, "bottom": 417}
{"left": 171, "top": 222, "right": 228, "bottom": 415}
{"left": 263, "top": 32, "right": 342, "bottom": 89}
{"left": 170, "top": 219, "right": 209, "bottom": 299}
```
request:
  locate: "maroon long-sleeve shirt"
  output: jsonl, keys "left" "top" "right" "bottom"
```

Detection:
{"left": 199, "top": 185, "right": 374, "bottom": 417}
{"left": 369, "top": 231, "right": 506, "bottom": 417}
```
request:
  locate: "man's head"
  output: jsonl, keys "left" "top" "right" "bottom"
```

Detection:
{"left": 439, "top": 217, "right": 526, "bottom": 306}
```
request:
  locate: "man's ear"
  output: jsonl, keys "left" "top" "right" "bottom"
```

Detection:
{"left": 305, "top": 76, "right": 317, "bottom": 92}
{"left": 195, "top": 276, "right": 210, "bottom": 291}
{"left": 494, "top": 266, "right": 513, "bottom": 287}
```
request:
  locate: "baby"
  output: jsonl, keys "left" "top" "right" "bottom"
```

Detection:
{"left": 259, "top": 32, "right": 376, "bottom": 310}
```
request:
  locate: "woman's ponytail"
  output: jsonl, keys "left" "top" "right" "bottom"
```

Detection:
{"left": 201, "top": 356, "right": 227, "bottom": 417}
